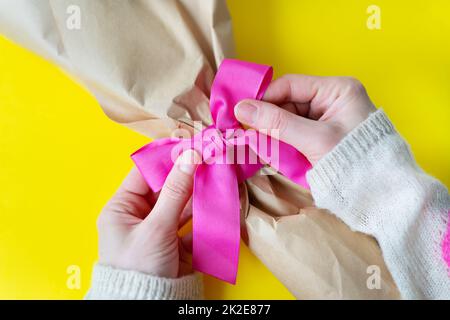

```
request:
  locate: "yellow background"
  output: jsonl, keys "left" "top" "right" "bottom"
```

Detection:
{"left": 0, "top": 0, "right": 449, "bottom": 299}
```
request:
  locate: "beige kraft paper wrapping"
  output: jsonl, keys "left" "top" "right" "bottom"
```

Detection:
{"left": 0, "top": 0, "right": 400, "bottom": 299}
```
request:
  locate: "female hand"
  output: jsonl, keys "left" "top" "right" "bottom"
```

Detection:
{"left": 234, "top": 75, "right": 377, "bottom": 164}
{"left": 96, "top": 149, "right": 200, "bottom": 278}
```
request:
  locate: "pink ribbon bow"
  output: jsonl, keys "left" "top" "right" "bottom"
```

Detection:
{"left": 131, "top": 59, "right": 311, "bottom": 284}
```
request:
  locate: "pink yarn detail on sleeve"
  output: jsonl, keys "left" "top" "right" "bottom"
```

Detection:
{"left": 443, "top": 210, "right": 450, "bottom": 269}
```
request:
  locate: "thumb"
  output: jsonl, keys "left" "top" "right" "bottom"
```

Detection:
{"left": 234, "top": 99, "right": 317, "bottom": 151}
{"left": 145, "top": 149, "right": 201, "bottom": 230}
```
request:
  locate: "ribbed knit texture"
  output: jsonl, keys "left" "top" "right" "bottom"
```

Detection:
{"left": 85, "top": 265, "right": 203, "bottom": 300}
{"left": 307, "top": 109, "right": 450, "bottom": 299}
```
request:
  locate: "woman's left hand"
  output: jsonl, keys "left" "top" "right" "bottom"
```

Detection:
{"left": 96, "top": 149, "right": 200, "bottom": 278}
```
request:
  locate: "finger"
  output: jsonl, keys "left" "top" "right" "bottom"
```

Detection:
{"left": 234, "top": 99, "right": 318, "bottom": 151}
{"left": 118, "top": 166, "right": 151, "bottom": 197}
{"left": 263, "top": 75, "right": 332, "bottom": 120}
{"left": 105, "top": 167, "right": 152, "bottom": 221}
{"left": 145, "top": 149, "right": 201, "bottom": 230}
{"left": 280, "top": 101, "right": 310, "bottom": 118}
{"left": 263, "top": 74, "right": 322, "bottom": 104}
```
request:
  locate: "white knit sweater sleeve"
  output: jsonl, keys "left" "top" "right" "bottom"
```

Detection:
{"left": 85, "top": 264, "right": 203, "bottom": 300}
{"left": 307, "top": 109, "right": 450, "bottom": 299}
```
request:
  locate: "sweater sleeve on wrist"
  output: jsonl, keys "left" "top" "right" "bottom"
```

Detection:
{"left": 85, "top": 264, "right": 203, "bottom": 300}
{"left": 307, "top": 109, "right": 450, "bottom": 299}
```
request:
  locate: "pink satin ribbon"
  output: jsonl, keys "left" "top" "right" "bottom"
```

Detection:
{"left": 131, "top": 59, "right": 311, "bottom": 284}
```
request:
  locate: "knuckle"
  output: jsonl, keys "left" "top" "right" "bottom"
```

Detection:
{"left": 280, "top": 74, "right": 296, "bottom": 81}
{"left": 342, "top": 77, "right": 366, "bottom": 93}
{"left": 162, "top": 178, "right": 190, "bottom": 200}
{"left": 96, "top": 198, "right": 128, "bottom": 230}
{"left": 96, "top": 210, "right": 109, "bottom": 230}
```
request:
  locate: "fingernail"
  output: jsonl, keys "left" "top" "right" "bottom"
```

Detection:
{"left": 177, "top": 149, "right": 201, "bottom": 175}
{"left": 235, "top": 102, "right": 258, "bottom": 125}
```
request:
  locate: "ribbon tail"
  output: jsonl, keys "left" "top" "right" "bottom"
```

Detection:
{"left": 274, "top": 140, "right": 311, "bottom": 189}
{"left": 234, "top": 144, "right": 264, "bottom": 183}
{"left": 193, "top": 163, "right": 240, "bottom": 284}
{"left": 248, "top": 132, "right": 312, "bottom": 189}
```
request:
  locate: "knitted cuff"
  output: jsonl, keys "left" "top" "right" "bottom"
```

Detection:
{"left": 85, "top": 264, "right": 203, "bottom": 300}
{"left": 306, "top": 109, "right": 407, "bottom": 234}
{"left": 307, "top": 109, "right": 396, "bottom": 192}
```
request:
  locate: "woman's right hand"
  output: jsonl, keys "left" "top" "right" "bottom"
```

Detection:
{"left": 234, "top": 75, "right": 377, "bottom": 164}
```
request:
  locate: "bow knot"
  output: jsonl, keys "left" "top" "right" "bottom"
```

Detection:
{"left": 131, "top": 59, "right": 311, "bottom": 283}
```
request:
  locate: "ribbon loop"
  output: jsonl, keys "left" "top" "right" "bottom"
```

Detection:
{"left": 210, "top": 59, "right": 273, "bottom": 131}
